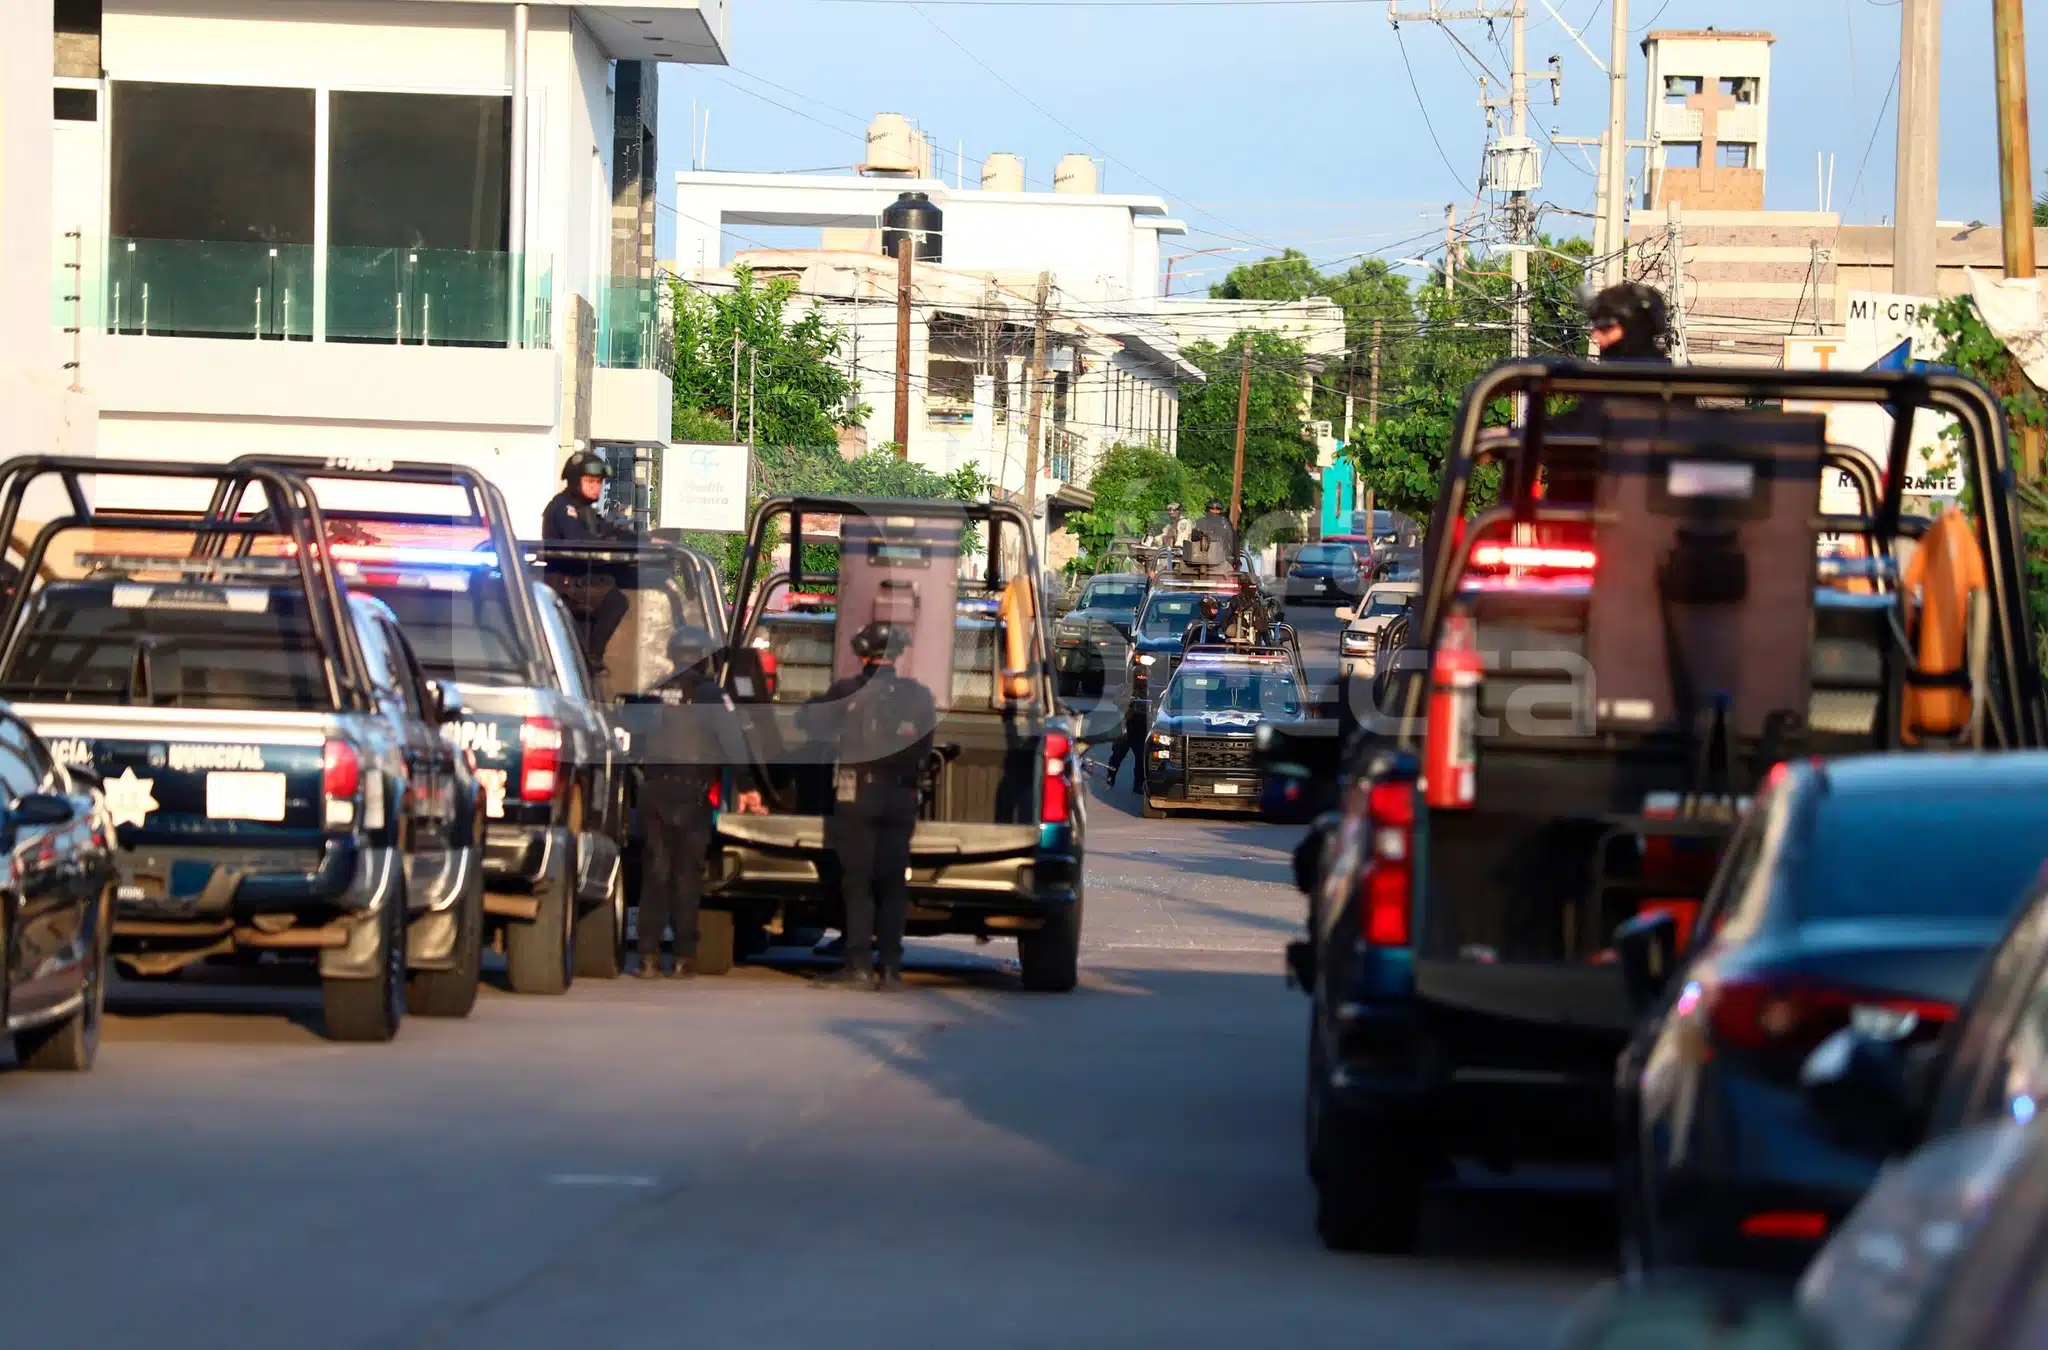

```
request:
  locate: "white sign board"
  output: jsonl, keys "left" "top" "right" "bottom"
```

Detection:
{"left": 1783, "top": 289, "right": 1962, "bottom": 502}
{"left": 658, "top": 442, "right": 751, "bottom": 533}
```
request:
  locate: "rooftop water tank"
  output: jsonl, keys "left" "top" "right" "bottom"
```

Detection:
{"left": 1053, "top": 154, "right": 1099, "bottom": 195}
{"left": 980, "top": 153, "right": 1025, "bottom": 192}
{"left": 864, "top": 113, "right": 920, "bottom": 176}
{"left": 880, "top": 191, "right": 942, "bottom": 262}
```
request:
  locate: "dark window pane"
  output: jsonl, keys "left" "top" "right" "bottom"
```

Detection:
{"left": 329, "top": 92, "right": 509, "bottom": 251}
{"left": 1801, "top": 794, "right": 2048, "bottom": 923}
{"left": 110, "top": 82, "right": 314, "bottom": 244}
{"left": 54, "top": 88, "right": 98, "bottom": 121}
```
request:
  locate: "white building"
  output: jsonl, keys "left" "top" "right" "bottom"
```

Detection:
{"left": 1641, "top": 28, "right": 1773, "bottom": 212}
{"left": 46, "top": 0, "right": 730, "bottom": 533}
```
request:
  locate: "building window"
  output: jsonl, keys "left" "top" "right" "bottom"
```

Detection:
{"left": 328, "top": 92, "right": 511, "bottom": 346}
{"left": 109, "top": 81, "right": 317, "bottom": 339}
{"left": 54, "top": 88, "right": 97, "bottom": 121}
{"left": 1664, "top": 75, "right": 1703, "bottom": 105}
{"left": 1664, "top": 142, "right": 1702, "bottom": 170}
{"left": 1719, "top": 76, "right": 1758, "bottom": 104}
{"left": 1719, "top": 142, "right": 1753, "bottom": 169}
{"left": 927, "top": 359, "right": 974, "bottom": 419}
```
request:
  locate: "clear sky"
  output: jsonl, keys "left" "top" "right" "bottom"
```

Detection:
{"left": 657, "top": 0, "right": 2048, "bottom": 288}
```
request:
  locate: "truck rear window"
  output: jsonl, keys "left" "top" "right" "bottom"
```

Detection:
{"left": 0, "top": 584, "right": 329, "bottom": 709}
{"left": 348, "top": 567, "right": 528, "bottom": 686}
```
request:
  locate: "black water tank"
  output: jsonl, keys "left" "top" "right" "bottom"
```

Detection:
{"left": 880, "top": 191, "right": 942, "bottom": 262}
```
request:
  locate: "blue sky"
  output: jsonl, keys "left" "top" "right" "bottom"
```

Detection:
{"left": 657, "top": 0, "right": 2048, "bottom": 286}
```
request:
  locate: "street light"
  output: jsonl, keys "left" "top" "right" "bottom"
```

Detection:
{"left": 1160, "top": 245, "right": 1252, "bottom": 296}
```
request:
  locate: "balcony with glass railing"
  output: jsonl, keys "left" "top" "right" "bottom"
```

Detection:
{"left": 594, "top": 275, "right": 674, "bottom": 373}
{"left": 66, "top": 238, "right": 555, "bottom": 348}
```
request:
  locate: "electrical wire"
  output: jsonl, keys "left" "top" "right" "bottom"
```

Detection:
{"left": 1395, "top": 27, "right": 1473, "bottom": 193}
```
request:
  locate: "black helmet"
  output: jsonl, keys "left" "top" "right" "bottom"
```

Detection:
{"left": 665, "top": 625, "right": 716, "bottom": 673}
{"left": 1198, "top": 594, "right": 1222, "bottom": 619}
{"left": 1205, "top": 499, "right": 1225, "bottom": 513}
{"left": 1585, "top": 283, "right": 1671, "bottom": 361}
{"left": 562, "top": 452, "right": 612, "bottom": 484}
{"left": 850, "top": 621, "right": 909, "bottom": 662}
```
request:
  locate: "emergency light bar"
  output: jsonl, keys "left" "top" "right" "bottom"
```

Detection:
{"left": 338, "top": 562, "right": 471, "bottom": 592}
{"left": 72, "top": 552, "right": 300, "bottom": 579}
{"left": 1470, "top": 543, "right": 1599, "bottom": 572}
{"left": 110, "top": 583, "right": 273, "bottom": 613}
{"left": 284, "top": 541, "right": 499, "bottom": 568}
{"left": 1181, "top": 646, "right": 1291, "bottom": 664}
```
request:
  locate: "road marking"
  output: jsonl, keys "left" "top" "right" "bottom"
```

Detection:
{"left": 546, "top": 1174, "right": 659, "bottom": 1188}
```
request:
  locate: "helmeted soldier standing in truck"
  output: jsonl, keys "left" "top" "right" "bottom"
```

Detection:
{"left": 541, "top": 451, "right": 633, "bottom": 673}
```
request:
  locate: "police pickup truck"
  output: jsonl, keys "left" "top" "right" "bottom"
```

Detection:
{"left": 1290, "top": 361, "right": 2048, "bottom": 1254}
{"left": 0, "top": 458, "right": 482, "bottom": 1042}
{"left": 1143, "top": 644, "right": 1310, "bottom": 819}
{"left": 210, "top": 456, "right": 629, "bottom": 993}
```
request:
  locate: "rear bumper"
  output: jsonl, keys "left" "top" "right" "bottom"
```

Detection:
{"left": 484, "top": 823, "right": 566, "bottom": 890}
{"left": 709, "top": 841, "right": 1080, "bottom": 932}
{"left": 1284, "top": 577, "right": 1354, "bottom": 602}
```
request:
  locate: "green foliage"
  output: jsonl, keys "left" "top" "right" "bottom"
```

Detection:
{"left": 1175, "top": 330, "right": 1316, "bottom": 521}
{"left": 2036, "top": 174, "right": 2048, "bottom": 228}
{"left": 671, "top": 267, "right": 867, "bottom": 450}
{"left": 1069, "top": 443, "right": 1218, "bottom": 561}
{"left": 1209, "top": 248, "right": 1326, "bottom": 302}
{"left": 672, "top": 406, "right": 736, "bottom": 445}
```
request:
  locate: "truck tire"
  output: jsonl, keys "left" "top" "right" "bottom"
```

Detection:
{"left": 574, "top": 862, "right": 627, "bottom": 979}
{"left": 15, "top": 893, "right": 108, "bottom": 1071}
{"left": 407, "top": 872, "right": 483, "bottom": 1019}
{"left": 505, "top": 862, "right": 575, "bottom": 995}
{"left": 1307, "top": 1025, "right": 1422, "bottom": 1253}
{"left": 323, "top": 891, "right": 408, "bottom": 1043}
{"left": 1018, "top": 893, "right": 1082, "bottom": 992}
{"left": 696, "top": 909, "right": 735, "bottom": 976}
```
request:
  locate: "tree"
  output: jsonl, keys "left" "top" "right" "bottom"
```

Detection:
{"left": 1175, "top": 330, "right": 1316, "bottom": 523}
{"left": 1069, "top": 443, "right": 1218, "bottom": 560}
{"left": 1209, "top": 248, "right": 1327, "bottom": 302}
{"left": 671, "top": 266, "right": 866, "bottom": 450}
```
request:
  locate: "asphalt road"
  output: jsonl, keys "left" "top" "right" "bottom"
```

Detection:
{"left": 0, "top": 606, "right": 1616, "bottom": 1350}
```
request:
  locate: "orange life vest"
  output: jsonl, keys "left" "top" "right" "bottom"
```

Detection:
{"left": 1900, "top": 507, "right": 1988, "bottom": 745}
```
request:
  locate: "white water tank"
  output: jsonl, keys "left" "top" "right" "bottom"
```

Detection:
{"left": 1053, "top": 154, "right": 1098, "bottom": 195}
{"left": 865, "top": 113, "right": 920, "bottom": 175}
{"left": 981, "top": 152, "right": 1025, "bottom": 192}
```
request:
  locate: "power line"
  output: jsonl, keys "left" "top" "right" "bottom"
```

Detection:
{"left": 1395, "top": 27, "right": 1472, "bottom": 193}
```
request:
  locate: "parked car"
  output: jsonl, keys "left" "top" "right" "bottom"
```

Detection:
{"left": 1282, "top": 542, "right": 1364, "bottom": 606}
{"left": 1336, "top": 581, "right": 1420, "bottom": 684}
{"left": 0, "top": 707, "right": 116, "bottom": 1072}
{"left": 1615, "top": 752, "right": 2048, "bottom": 1277}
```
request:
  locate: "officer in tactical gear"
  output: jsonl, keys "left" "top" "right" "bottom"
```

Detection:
{"left": 541, "top": 451, "right": 634, "bottom": 672}
{"left": 1188, "top": 499, "right": 1237, "bottom": 568}
{"left": 1585, "top": 283, "right": 1673, "bottom": 363}
{"left": 635, "top": 625, "right": 764, "bottom": 978}
{"left": 805, "top": 621, "right": 936, "bottom": 991}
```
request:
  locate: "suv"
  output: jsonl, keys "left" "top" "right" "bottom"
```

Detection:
{"left": 1288, "top": 360, "right": 2047, "bottom": 1253}
{"left": 0, "top": 457, "right": 482, "bottom": 1042}
{"left": 1053, "top": 572, "right": 1147, "bottom": 697}
{"left": 707, "top": 497, "right": 1112, "bottom": 991}
{"left": 215, "top": 457, "right": 629, "bottom": 994}
{"left": 1336, "top": 581, "right": 1420, "bottom": 684}
{"left": 1143, "top": 643, "right": 1310, "bottom": 819}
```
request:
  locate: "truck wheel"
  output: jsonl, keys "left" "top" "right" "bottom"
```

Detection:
{"left": 1017, "top": 893, "right": 1082, "bottom": 992}
{"left": 323, "top": 892, "right": 407, "bottom": 1043}
{"left": 1307, "top": 1023, "right": 1422, "bottom": 1253}
{"left": 16, "top": 893, "right": 108, "bottom": 1071}
{"left": 505, "top": 863, "right": 575, "bottom": 995}
{"left": 407, "top": 875, "right": 483, "bottom": 1019}
{"left": 574, "top": 863, "right": 627, "bottom": 979}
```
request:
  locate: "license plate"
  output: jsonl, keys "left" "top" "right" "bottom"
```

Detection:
{"left": 1211, "top": 782, "right": 1240, "bottom": 796}
{"left": 1313, "top": 580, "right": 1327, "bottom": 591}
{"left": 207, "top": 771, "right": 286, "bottom": 821}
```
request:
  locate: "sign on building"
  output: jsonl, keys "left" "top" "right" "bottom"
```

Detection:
{"left": 658, "top": 442, "right": 752, "bottom": 533}
{"left": 1783, "top": 289, "right": 1962, "bottom": 505}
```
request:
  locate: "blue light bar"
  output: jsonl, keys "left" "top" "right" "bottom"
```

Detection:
{"left": 330, "top": 544, "right": 499, "bottom": 568}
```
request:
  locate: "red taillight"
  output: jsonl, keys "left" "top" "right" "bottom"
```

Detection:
{"left": 707, "top": 780, "right": 721, "bottom": 809}
{"left": 1740, "top": 1211, "right": 1829, "bottom": 1241}
{"left": 1470, "top": 543, "right": 1598, "bottom": 572}
{"left": 1704, "top": 977, "right": 1956, "bottom": 1055}
{"left": 1359, "top": 779, "right": 1415, "bottom": 947}
{"left": 758, "top": 650, "right": 779, "bottom": 697}
{"left": 323, "top": 739, "right": 360, "bottom": 830}
{"left": 520, "top": 717, "right": 562, "bottom": 801}
{"left": 1042, "top": 731, "right": 1072, "bottom": 824}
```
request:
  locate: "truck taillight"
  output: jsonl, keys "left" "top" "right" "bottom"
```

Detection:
{"left": 1359, "top": 779, "right": 1415, "bottom": 947}
{"left": 1042, "top": 731, "right": 1072, "bottom": 824}
{"left": 520, "top": 717, "right": 562, "bottom": 801}
{"left": 323, "top": 739, "right": 360, "bottom": 829}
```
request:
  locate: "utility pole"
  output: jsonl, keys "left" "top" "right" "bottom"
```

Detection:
{"left": 730, "top": 330, "right": 741, "bottom": 438}
{"left": 1363, "top": 319, "right": 1382, "bottom": 526}
{"left": 1602, "top": 0, "right": 1629, "bottom": 288}
{"left": 1229, "top": 333, "right": 1251, "bottom": 530}
{"left": 1021, "top": 272, "right": 1051, "bottom": 513}
{"left": 1444, "top": 203, "right": 1458, "bottom": 298}
{"left": 1893, "top": 0, "right": 1942, "bottom": 298}
{"left": 747, "top": 348, "right": 757, "bottom": 446}
{"left": 1508, "top": 0, "right": 1532, "bottom": 372}
{"left": 892, "top": 238, "right": 913, "bottom": 459}
{"left": 1666, "top": 200, "right": 1689, "bottom": 365}
{"left": 1993, "top": 0, "right": 2040, "bottom": 481}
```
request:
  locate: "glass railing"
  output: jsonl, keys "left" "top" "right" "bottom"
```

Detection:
{"left": 594, "top": 276, "right": 674, "bottom": 373}
{"left": 84, "top": 238, "right": 553, "bottom": 348}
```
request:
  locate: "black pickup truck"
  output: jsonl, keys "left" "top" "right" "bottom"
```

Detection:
{"left": 0, "top": 457, "right": 483, "bottom": 1042}
{"left": 211, "top": 456, "right": 630, "bottom": 993}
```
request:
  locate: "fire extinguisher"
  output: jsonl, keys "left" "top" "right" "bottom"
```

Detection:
{"left": 1425, "top": 608, "right": 1481, "bottom": 810}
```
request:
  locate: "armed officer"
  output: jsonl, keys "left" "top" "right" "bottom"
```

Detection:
{"left": 636, "top": 626, "right": 765, "bottom": 978}
{"left": 1188, "top": 498, "right": 1238, "bottom": 568}
{"left": 1586, "top": 282, "right": 1673, "bottom": 364}
{"left": 805, "top": 622, "right": 936, "bottom": 991}
{"left": 541, "top": 451, "right": 633, "bottom": 673}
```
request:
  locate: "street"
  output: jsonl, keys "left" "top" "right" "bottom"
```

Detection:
{"left": 0, "top": 606, "right": 1614, "bottom": 1350}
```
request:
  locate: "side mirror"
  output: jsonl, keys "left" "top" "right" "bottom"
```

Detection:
{"left": 1614, "top": 910, "right": 1679, "bottom": 1012}
{"left": 1071, "top": 703, "right": 1123, "bottom": 747}
{"left": 1334, "top": 606, "right": 1356, "bottom": 623}
{"left": 1557, "top": 1282, "right": 1831, "bottom": 1350}
{"left": 1801, "top": 1027, "right": 1917, "bottom": 1152}
{"left": 12, "top": 792, "right": 78, "bottom": 828}
{"left": 429, "top": 679, "right": 466, "bottom": 724}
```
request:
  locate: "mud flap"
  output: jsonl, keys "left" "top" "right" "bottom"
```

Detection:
{"left": 575, "top": 831, "right": 620, "bottom": 906}
{"left": 320, "top": 847, "right": 401, "bottom": 980}
{"left": 407, "top": 907, "right": 460, "bottom": 968}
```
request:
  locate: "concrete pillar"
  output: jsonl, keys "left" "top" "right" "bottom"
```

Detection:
{"left": 1893, "top": 0, "right": 1941, "bottom": 297}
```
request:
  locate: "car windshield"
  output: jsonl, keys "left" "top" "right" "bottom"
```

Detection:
{"left": 1295, "top": 545, "right": 1354, "bottom": 567}
{"left": 0, "top": 584, "right": 330, "bottom": 709}
{"left": 1163, "top": 666, "right": 1302, "bottom": 718}
{"left": 1082, "top": 579, "right": 1145, "bottom": 613}
{"left": 1363, "top": 592, "right": 1412, "bottom": 619}
{"left": 348, "top": 566, "right": 530, "bottom": 686}
{"left": 1139, "top": 593, "right": 1212, "bottom": 636}
{"left": 1802, "top": 793, "right": 2048, "bottom": 921}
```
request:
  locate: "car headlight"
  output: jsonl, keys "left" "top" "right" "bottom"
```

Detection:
{"left": 1341, "top": 631, "right": 1373, "bottom": 654}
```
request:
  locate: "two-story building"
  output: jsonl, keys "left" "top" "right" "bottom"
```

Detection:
{"left": 48, "top": 0, "right": 729, "bottom": 531}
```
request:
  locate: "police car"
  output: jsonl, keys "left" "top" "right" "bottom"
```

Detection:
{"left": 1142, "top": 644, "right": 1310, "bottom": 819}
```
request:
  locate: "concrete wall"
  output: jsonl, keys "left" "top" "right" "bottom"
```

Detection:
{"left": 1642, "top": 31, "right": 1773, "bottom": 210}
